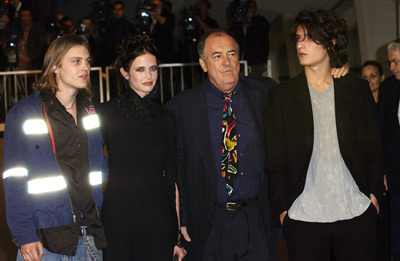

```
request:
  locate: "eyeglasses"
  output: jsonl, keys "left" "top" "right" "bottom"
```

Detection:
{"left": 389, "top": 59, "right": 400, "bottom": 66}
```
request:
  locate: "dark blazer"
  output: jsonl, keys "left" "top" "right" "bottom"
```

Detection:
{"left": 165, "top": 76, "right": 276, "bottom": 260}
{"left": 264, "top": 72, "right": 384, "bottom": 220}
{"left": 379, "top": 75, "right": 400, "bottom": 175}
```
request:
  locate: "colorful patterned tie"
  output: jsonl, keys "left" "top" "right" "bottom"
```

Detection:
{"left": 221, "top": 91, "right": 238, "bottom": 196}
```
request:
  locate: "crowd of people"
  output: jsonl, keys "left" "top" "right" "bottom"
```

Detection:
{"left": 0, "top": 0, "right": 270, "bottom": 77}
{"left": 2, "top": 1, "right": 400, "bottom": 261}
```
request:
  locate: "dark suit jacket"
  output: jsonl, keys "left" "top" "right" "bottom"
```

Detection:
{"left": 165, "top": 76, "right": 276, "bottom": 260}
{"left": 379, "top": 75, "right": 400, "bottom": 175}
{"left": 264, "top": 72, "right": 384, "bottom": 220}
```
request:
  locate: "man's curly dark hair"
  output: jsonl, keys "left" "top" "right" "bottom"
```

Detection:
{"left": 289, "top": 9, "right": 348, "bottom": 68}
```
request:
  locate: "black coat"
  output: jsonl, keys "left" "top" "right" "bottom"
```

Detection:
{"left": 165, "top": 76, "right": 276, "bottom": 260}
{"left": 264, "top": 72, "right": 384, "bottom": 221}
{"left": 379, "top": 75, "right": 400, "bottom": 175}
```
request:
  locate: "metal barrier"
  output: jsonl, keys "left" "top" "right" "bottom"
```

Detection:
{"left": 0, "top": 61, "right": 249, "bottom": 132}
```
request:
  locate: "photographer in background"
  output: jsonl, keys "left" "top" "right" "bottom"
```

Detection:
{"left": 101, "top": 1, "right": 133, "bottom": 67}
{"left": 146, "top": 0, "right": 175, "bottom": 63}
{"left": 59, "top": 16, "right": 76, "bottom": 35}
{"left": 78, "top": 16, "right": 99, "bottom": 65}
{"left": 195, "top": 0, "right": 218, "bottom": 36}
{"left": 1, "top": 0, "right": 22, "bottom": 25}
{"left": 2, "top": 7, "right": 46, "bottom": 70}
{"left": 178, "top": 1, "right": 218, "bottom": 63}
{"left": 230, "top": 0, "right": 270, "bottom": 76}
{"left": 243, "top": 1, "right": 269, "bottom": 76}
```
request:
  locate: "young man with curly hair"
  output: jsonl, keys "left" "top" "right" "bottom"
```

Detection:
{"left": 264, "top": 9, "right": 383, "bottom": 260}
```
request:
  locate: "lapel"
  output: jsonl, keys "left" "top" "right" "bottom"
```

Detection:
{"left": 392, "top": 78, "right": 400, "bottom": 115}
{"left": 240, "top": 78, "right": 262, "bottom": 138}
{"left": 294, "top": 72, "right": 314, "bottom": 146}
{"left": 187, "top": 84, "right": 217, "bottom": 183}
{"left": 333, "top": 76, "right": 352, "bottom": 143}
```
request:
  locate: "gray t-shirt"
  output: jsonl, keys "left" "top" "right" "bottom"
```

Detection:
{"left": 288, "top": 81, "right": 370, "bottom": 223}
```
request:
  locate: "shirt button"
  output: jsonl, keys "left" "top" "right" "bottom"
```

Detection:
{"left": 238, "top": 134, "right": 241, "bottom": 138}
{"left": 240, "top": 172, "right": 244, "bottom": 176}
{"left": 240, "top": 153, "right": 243, "bottom": 157}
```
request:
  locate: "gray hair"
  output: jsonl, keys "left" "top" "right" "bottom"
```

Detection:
{"left": 388, "top": 39, "right": 400, "bottom": 52}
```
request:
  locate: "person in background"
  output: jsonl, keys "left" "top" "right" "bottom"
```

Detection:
{"left": 362, "top": 60, "right": 385, "bottom": 104}
{"left": 147, "top": 0, "right": 175, "bottom": 63}
{"left": 16, "top": 8, "right": 47, "bottom": 70}
{"left": 97, "top": 34, "right": 186, "bottom": 261}
{"left": 195, "top": 0, "right": 218, "bottom": 36}
{"left": 101, "top": 1, "right": 134, "bottom": 67}
{"left": 361, "top": 60, "right": 390, "bottom": 261}
{"left": 378, "top": 38, "right": 400, "bottom": 261}
{"left": 78, "top": 16, "right": 99, "bottom": 66}
{"left": 2, "top": 34, "right": 108, "bottom": 261}
{"left": 59, "top": 16, "right": 76, "bottom": 35}
{"left": 238, "top": 0, "right": 270, "bottom": 76}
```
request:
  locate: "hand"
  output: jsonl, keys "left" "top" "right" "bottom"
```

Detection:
{"left": 280, "top": 211, "right": 287, "bottom": 226}
{"left": 147, "top": 10, "right": 157, "bottom": 17}
{"left": 18, "top": 54, "right": 30, "bottom": 64}
{"left": 2, "top": 14, "right": 10, "bottom": 24}
{"left": 370, "top": 193, "right": 379, "bottom": 215}
{"left": 20, "top": 241, "right": 43, "bottom": 261}
{"left": 331, "top": 62, "right": 349, "bottom": 78}
{"left": 173, "top": 245, "right": 187, "bottom": 261}
{"left": 180, "top": 226, "right": 191, "bottom": 242}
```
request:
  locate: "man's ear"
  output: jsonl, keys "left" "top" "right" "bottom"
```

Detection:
{"left": 199, "top": 58, "right": 207, "bottom": 73}
{"left": 120, "top": 67, "right": 129, "bottom": 80}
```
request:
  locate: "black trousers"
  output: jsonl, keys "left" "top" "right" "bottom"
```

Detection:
{"left": 202, "top": 200, "right": 268, "bottom": 261}
{"left": 283, "top": 203, "right": 378, "bottom": 261}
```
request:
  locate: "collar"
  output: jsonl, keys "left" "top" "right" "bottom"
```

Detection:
{"left": 110, "top": 86, "right": 162, "bottom": 123}
{"left": 205, "top": 77, "right": 241, "bottom": 100}
{"left": 39, "top": 90, "right": 89, "bottom": 113}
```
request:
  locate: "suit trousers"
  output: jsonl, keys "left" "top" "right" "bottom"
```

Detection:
{"left": 283, "top": 203, "right": 378, "bottom": 261}
{"left": 202, "top": 200, "right": 268, "bottom": 261}
{"left": 387, "top": 174, "right": 400, "bottom": 260}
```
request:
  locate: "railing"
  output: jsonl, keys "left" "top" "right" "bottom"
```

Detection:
{"left": 0, "top": 61, "right": 249, "bottom": 132}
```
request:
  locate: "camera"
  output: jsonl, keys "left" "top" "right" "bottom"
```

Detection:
{"left": 182, "top": 5, "right": 200, "bottom": 42}
{"left": 78, "top": 23, "right": 88, "bottom": 34}
{"left": 230, "top": 0, "right": 248, "bottom": 23}
{"left": 5, "top": 28, "right": 18, "bottom": 64}
{"left": 139, "top": 10, "right": 151, "bottom": 31}
{"left": 137, "top": 1, "right": 157, "bottom": 34}
{"left": 183, "top": 6, "right": 199, "bottom": 32}
{"left": 0, "top": 3, "right": 7, "bottom": 15}
{"left": 0, "top": 0, "right": 13, "bottom": 29}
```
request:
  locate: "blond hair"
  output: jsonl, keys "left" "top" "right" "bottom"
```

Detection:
{"left": 33, "top": 34, "right": 93, "bottom": 97}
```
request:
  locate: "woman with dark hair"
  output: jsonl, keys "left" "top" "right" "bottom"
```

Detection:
{"left": 361, "top": 60, "right": 385, "bottom": 103}
{"left": 97, "top": 35, "right": 186, "bottom": 260}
